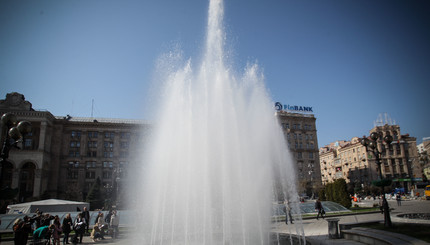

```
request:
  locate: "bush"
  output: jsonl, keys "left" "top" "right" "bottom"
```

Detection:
{"left": 323, "top": 178, "right": 352, "bottom": 208}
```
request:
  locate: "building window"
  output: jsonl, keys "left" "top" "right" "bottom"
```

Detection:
{"left": 120, "top": 132, "right": 131, "bottom": 139}
{"left": 86, "top": 161, "right": 96, "bottom": 169}
{"left": 24, "top": 139, "right": 33, "bottom": 148}
{"left": 69, "top": 150, "right": 80, "bottom": 157}
{"left": 68, "top": 161, "right": 80, "bottom": 168}
{"left": 104, "top": 132, "right": 115, "bottom": 139}
{"left": 85, "top": 182, "right": 93, "bottom": 191}
{"left": 85, "top": 171, "right": 96, "bottom": 179}
{"left": 88, "top": 141, "right": 98, "bottom": 148}
{"left": 120, "top": 142, "right": 129, "bottom": 149}
{"left": 104, "top": 141, "right": 114, "bottom": 151}
{"left": 120, "top": 151, "right": 129, "bottom": 158}
{"left": 309, "top": 152, "right": 314, "bottom": 159}
{"left": 103, "top": 152, "right": 114, "bottom": 158}
{"left": 88, "top": 131, "right": 98, "bottom": 138}
{"left": 103, "top": 161, "right": 113, "bottom": 168}
{"left": 298, "top": 152, "right": 302, "bottom": 159}
{"left": 87, "top": 151, "right": 97, "bottom": 157}
{"left": 70, "top": 141, "right": 81, "bottom": 148}
{"left": 103, "top": 171, "right": 112, "bottom": 179}
{"left": 71, "top": 131, "right": 81, "bottom": 138}
{"left": 67, "top": 171, "right": 78, "bottom": 179}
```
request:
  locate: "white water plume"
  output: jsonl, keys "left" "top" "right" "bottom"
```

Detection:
{"left": 132, "top": 0, "right": 303, "bottom": 243}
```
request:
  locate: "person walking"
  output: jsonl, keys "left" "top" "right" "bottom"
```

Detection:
{"left": 81, "top": 207, "right": 90, "bottom": 235}
{"left": 62, "top": 213, "right": 72, "bottom": 244}
{"left": 73, "top": 213, "right": 86, "bottom": 244}
{"left": 110, "top": 211, "right": 120, "bottom": 239}
{"left": 283, "top": 201, "right": 293, "bottom": 224}
{"left": 315, "top": 199, "right": 324, "bottom": 220}
{"left": 396, "top": 193, "right": 402, "bottom": 206}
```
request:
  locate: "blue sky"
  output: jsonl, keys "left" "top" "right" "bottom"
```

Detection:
{"left": 1, "top": 0, "right": 429, "bottom": 147}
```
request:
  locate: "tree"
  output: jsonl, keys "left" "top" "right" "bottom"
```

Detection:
{"left": 323, "top": 178, "right": 351, "bottom": 209}
{"left": 333, "top": 179, "right": 351, "bottom": 208}
{"left": 86, "top": 177, "right": 103, "bottom": 210}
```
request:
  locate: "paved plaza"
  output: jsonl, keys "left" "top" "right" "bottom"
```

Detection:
{"left": 2, "top": 199, "right": 429, "bottom": 244}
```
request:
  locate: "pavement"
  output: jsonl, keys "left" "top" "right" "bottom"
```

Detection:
{"left": 2, "top": 198, "right": 429, "bottom": 244}
{"left": 272, "top": 198, "right": 430, "bottom": 244}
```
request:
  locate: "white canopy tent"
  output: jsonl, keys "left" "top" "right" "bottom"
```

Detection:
{"left": 7, "top": 199, "right": 89, "bottom": 214}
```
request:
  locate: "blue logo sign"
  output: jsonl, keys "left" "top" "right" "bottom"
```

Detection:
{"left": 275, "top": 102, "right": 313, "bottom": 113}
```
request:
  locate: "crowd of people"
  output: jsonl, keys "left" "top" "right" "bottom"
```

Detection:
{"left": 12, "top": 207, "right": 120, "bottom": 245}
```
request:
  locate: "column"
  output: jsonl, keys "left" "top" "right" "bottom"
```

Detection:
{"left": 11, "top": 169, "right": 19, "bottom": 189}
{"left": 33, "top": 169, "right": 43, "bottom": 197}
{"left": 38, "top": 121, "right": 47, "bottom": 151}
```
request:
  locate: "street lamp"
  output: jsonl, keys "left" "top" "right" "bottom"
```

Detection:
{"left": 113, "top": 167, "right": 122, "bottom": 208}
{"left": 103, "top": 183, "right": 114, "bottom": 209}
{"left": 360, "top": 131, "right": 393, "bottom": 227}
{"left": 1, "top": 113, "right": 32, "bottom": 176}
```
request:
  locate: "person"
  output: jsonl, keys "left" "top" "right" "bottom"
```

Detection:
{"left": 13, "top": 216, "right": 32, "bottom": 245}
{"left": 41, "top": 213, "right": 55, "bottom": 227}
{"left": 62, "top": 213, "right": 72, "bottom": 244}
{"left": 95, "top": 212, "right": 107, "bottom": 237}
{"left": 73, "top": 213, "right": 86, "bottom": 244}
{"left": 91, "top": 223, "right": 104, "bottom": 242}
{"left": 81, "top": 207, "right": 90, "bottom": 234}
{"left": 315, "top": 199, "right": 324, "bottom": 220}
{"left": 282, "top": 201, "right": 293, "bottom": 224}
{"left": 33, "top": 225, "right": 51, "bottom": 243}
{"left": 51, "top": 216, "right": 63, "bottom": 245}
{"left": 110, "top": 210, "right": 120, "bottom": 239}
{"left": 396, "top": 193, "right": 402, "bottom": 206}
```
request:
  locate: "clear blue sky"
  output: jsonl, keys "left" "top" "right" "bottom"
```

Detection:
{"left": 1, "top": 0, "right": 429, "bottom": 147}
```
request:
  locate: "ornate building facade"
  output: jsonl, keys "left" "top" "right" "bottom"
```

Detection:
{"left": 0, "top": 92, "right": 149, "bottom": 207}
{"left": 319, "top": 124, "right": 422, "bottom": 192}
{"left": 276, "top": 110, "right": 322, "bottom": 196}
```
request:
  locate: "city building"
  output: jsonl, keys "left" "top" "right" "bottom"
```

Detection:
{"left": 319, "top": 124, "right": 422, "bottom": 192}
{"left": 417, "top": 137, "right": 430, "bottom": 180}
{"left": 276, "top": 108, "right": 321, "bottom": 196}
{"left": 0, "top": 92, "right": 149, "bottom": 208}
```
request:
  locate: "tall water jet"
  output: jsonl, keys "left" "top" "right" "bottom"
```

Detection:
{"left": 132, "top": 0, "right": 303, "bottom": 243}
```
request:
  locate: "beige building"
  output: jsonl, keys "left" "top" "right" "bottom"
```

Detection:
{"left": 417, "top": 137, "right": 430, "bottom": 180}
{"left": 319, "top": 124, "right": 422, "bottom": 192}
{"left": 0, "top": 92, "right": 149, "bottom": 209}
{"left": 276, "top": 110, "right": 321, "bottom": 196}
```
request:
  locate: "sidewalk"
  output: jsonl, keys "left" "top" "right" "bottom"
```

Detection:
{"left": 273, "top": 198, "right": 430, "bottom": 244}
{"left": 2, "top": 199, "right": 428, "bottom": 244}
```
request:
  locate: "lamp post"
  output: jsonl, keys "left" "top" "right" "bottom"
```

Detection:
{"left": 104, "top": 183, "right": 113, "bottom": 209}
{"left": 113, "top": 167, "right": 122, "bottom": 208}
{"left": 360, "top": 131, "right": 393, "bottom": 227}
{"left": 1, "top": 113, "right": 32, "bottom": 178}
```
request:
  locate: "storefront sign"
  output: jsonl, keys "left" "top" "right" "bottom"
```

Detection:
{"left": 275, "top": 102, "right": 313, "bottom": 113}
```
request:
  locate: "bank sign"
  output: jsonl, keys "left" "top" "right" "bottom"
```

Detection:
{"left": 275, "top": 102, "right": 313, "bottom": 113}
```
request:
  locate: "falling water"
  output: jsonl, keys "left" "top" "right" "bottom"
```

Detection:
{"left": 132, "top": 0, "right": 303, "bottom": 243}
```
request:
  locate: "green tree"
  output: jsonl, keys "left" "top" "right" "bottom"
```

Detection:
{"left": 333, "top": 178, "right": 351, "bottom": 208}
{"left": 323, "top": 179, "right": 351, "bottom": 209}
{"left": 86, "top": 177, "right": 103, "bottom": 210}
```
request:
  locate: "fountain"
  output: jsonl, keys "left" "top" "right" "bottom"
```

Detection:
{"left": 131, "top": 0, "right": 304, "bottom": 244}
